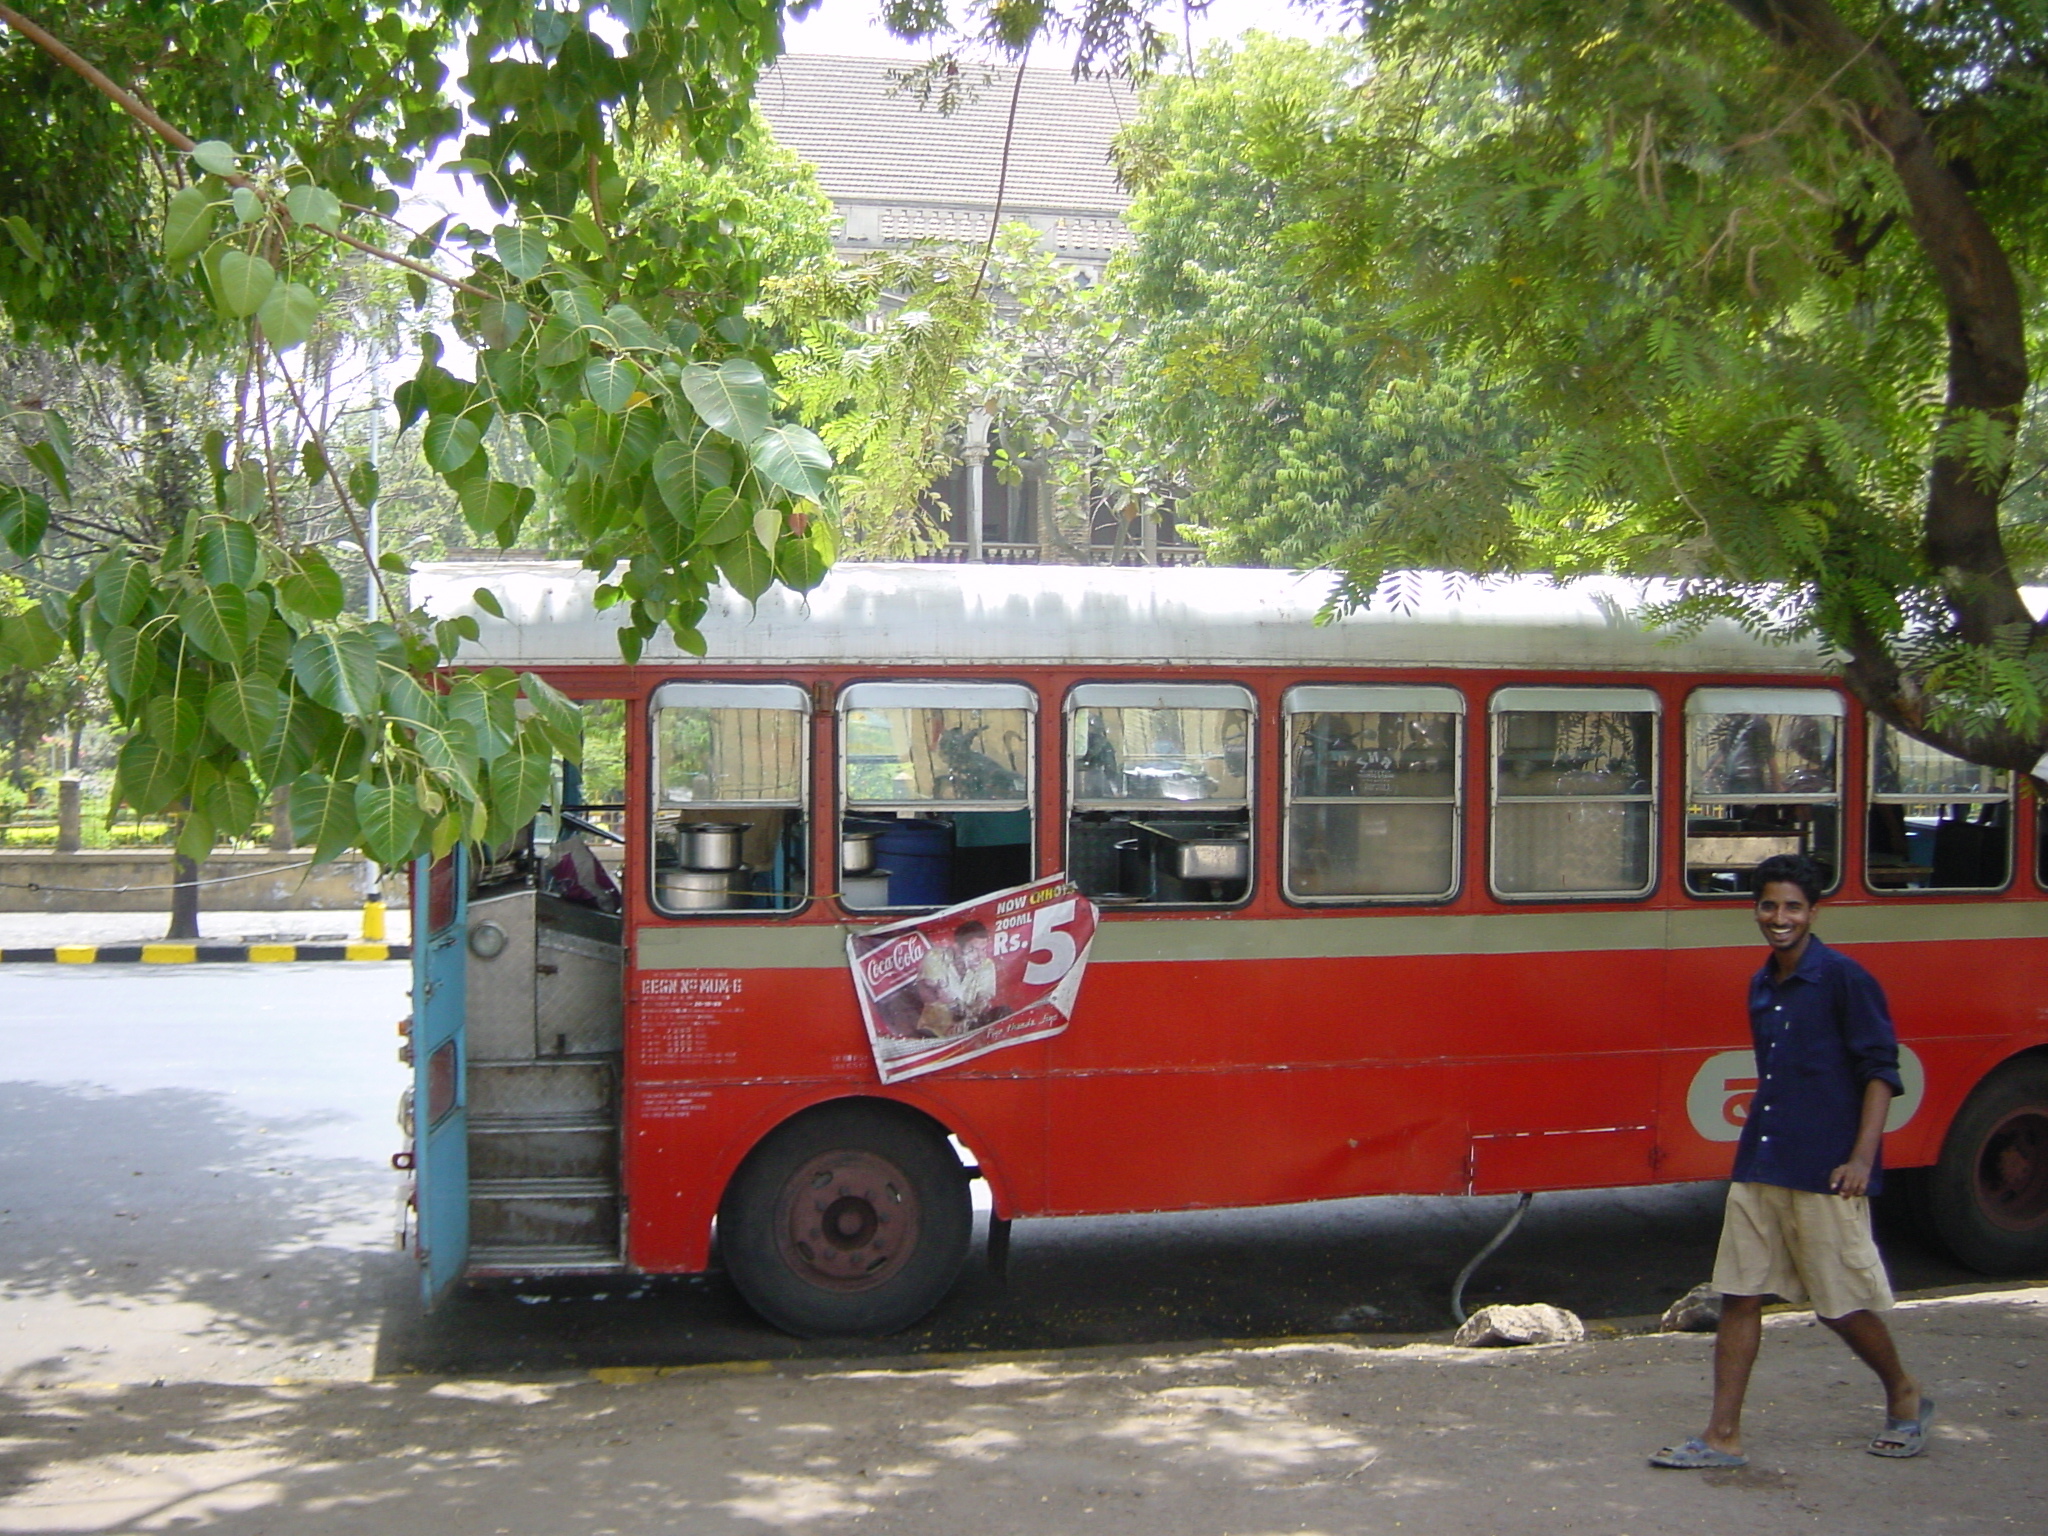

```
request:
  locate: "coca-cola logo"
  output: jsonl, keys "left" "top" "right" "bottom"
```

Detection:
{"left": 858, "top": 932, "right": 930, "bottom": 998}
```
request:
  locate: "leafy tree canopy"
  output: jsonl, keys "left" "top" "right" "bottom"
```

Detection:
{"left": 0, "top": 0, "right": 837, "bottom": 867}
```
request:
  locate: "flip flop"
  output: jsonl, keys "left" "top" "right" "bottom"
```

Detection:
{"left": 1650, "top": 1437, "right": 1748, "bottom": 1469}
{"left": 1868, "top": 1396, "right": 1935, "bottom": 1458}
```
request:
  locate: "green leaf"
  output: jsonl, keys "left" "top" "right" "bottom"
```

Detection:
{"left": 179, "top": 584, "right": 254, "bottom": 665}
{"left": 602, "top": 302, "right": 662, "bottom": 351}
{"left": 214, "top": 250, "right": 276, "bottom": 318}
{"left": 381, "top": 668, "right": 441, "bottom": 730}
{"left": 289, "top": 774, "right": 360, "bottom": 864}
{"left": 3, "top": 214, "right": 44, "bottom": 263}
{"left": 473, "top": 586, "right": 506, "bottom": 619}
{"left": 288, "top": 629, "right": 379, "bottom": 716}
{"left": 277, "top": 549, "right": 345, "bottom": 621}
{"left": 162, "top": 186, "right": 214, "bottom": 263}
{"left": 523, "top": 415, "right": 577, "bottom": 480}
{"left": 257, "top": 281, "right": 319, "bottom": 349}
{"left": 696, "top": 487, "right": 748, "bottom": 544}
{"left": 115, "top": 734, "right": 188, "bottom": 815}
{"left": 301, "top": 438, "right": 330, "bottom": 486}
{"left": 751, "top": 501, "right": 782, "bottom": 552}
{"left": 231, "top": 186, "right": 263, "bottom": 225}
{"left": 777, "top": 525, "right": 834, "bottom": 592}
{"left": 202, "top": 774, "right": 261, "bottom": 842}
{"left": 651, "top": 435, "right": 731, "bottom": 515}
{"left": 423, "top": 414, "right": 484, "bottom": 472}
{"left": 284, "top": 184, "right": 342, "bottom": 231}
{"left": 102, "top": 624, "right": 159, "bottom": 705}
{"left": 253, "top": 693, "right": 334, "bottom": 784}
{"left": 96, "top": 559, "right": 153, "bottom": 627}
{"left": 355, "top": 780, "right": 426, "bottom": 867}
{"left": 205, "top": 676, "right": 283, "bottom": 754}
{"left": 446, "top": 674, "right": 516, "bottom": 763}
{"left": 174, "top": 802, "right": 217, "bottom": 862}
{"left": 458, "top": 479, "right": 533, "bottom": 538}
{"left": 486, "top": 732, "right": 552, "bottom": 843}
{"left": 568, "top": 207, "right": 608, "bottom": 257}
{"left": 747, "top": 422, "right": 833, "bottom": 500}
{"left": 22, "top": 441, "right": 69, "bottom": 502}
{"left": 143, "top": 691, "right": 204, "bottom": 754}
{"left": 494, "top": 223, "right": 550, "bottom": 282}
{"left": 714, "top": 536, "right": 777, "bottom": 603}
{"left": 0, "top": 604, "right": 63, "bottom": 672}
{"left": 584, "top": 356, "right": 641, "bottom": 414}
{"left": 475, "top": 299, "right": 530, "bottom": 350}
{"left": 0, "top": 485, "right": 49, "bottom": 557}
{"left": 225, "top": 460, "right": 266, "bottom": 519}
{"left": 196, "top": 521, "right": 264, "bottom": 587}
{"left": 519, "top": 671, "right": 583, "bottom": 759}
{"left": 348, "top": 458, "right": 380, "bottom": 511}
{"left": 191, "top": 140, "right": 238, "bottom": 177}
{"left": 680, "top": 359, "right": 772, "bottom": 442}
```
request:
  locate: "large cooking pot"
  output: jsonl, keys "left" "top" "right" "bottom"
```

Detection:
{"left": 680, "top": 822, "right": 746, "bottom": 870}
{"left": 840, "top": 830, "right": 880, "bottom": 873}
{"left": 659, "top": 866, "right": 747, "bottom": 910}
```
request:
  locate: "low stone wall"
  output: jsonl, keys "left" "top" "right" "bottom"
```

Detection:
{"left": 0, "top": 850, "right": 374, "bottom": 913}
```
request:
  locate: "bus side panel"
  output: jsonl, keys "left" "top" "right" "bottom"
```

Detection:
{"left": 1657, "top": 931, "right": 2048, "bottom": 1182}
{"left": 1042, "top": 946, "right": 1664, "bottom": 1214}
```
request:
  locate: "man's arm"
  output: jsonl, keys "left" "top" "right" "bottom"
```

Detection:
{"left": 1829, "top": 1076, "right": 1896, "bottom": 1198}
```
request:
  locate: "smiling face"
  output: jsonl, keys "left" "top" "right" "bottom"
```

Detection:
{"left": 1755, "top": 879, "right": 1817, "bottom": 967}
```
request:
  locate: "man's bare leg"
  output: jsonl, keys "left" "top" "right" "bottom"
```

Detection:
{"left": 1820, "top": 1309, "right": 1920, "bottom": 1421}
{"left": 1703, "top": 1293, "right": 1765, "bottom": 1455}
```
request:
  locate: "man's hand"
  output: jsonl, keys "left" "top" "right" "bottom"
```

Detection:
{"left": 1829, "top": 1157, "right": 1874, "bottom": 1198}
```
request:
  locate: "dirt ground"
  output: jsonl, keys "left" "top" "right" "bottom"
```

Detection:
{"left": 1, "top": 1286, "right": 2040, "bottom": 1535}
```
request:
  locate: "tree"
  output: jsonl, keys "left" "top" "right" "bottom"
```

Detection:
{"left": 1230, "top": 0, "right": 2048, "bottom": 770}
{"left": 0, "top": 0, "right": 838, "bottom": 869}
{"left": 1110, "top": 33, "right": 1530, "bottom": 572}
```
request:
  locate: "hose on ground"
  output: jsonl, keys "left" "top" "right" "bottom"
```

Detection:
{"left": 1451, "top": 1190, "right": 1534, "bottom": 1326}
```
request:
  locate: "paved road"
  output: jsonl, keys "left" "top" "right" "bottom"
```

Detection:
{"left": 1, "top": 965, "right": 2030, "bottom": 1386}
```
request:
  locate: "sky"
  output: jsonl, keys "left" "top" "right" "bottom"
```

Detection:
{"left": 781, "top": 0, "right": 1345, "bottom": 65}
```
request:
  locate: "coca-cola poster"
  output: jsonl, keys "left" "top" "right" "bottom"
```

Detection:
{"left": 845, "top": 874, "right": 1099, "bottom": 1084}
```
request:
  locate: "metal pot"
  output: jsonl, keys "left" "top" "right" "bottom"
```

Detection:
{"left": 659, "top": 866, "right": 747, "bottom": 910}
{"left": 840, "top": 830, "right": 880, "bottom": 874}
{"left": 680, "top": 822, "right": 746, "bottom": 871}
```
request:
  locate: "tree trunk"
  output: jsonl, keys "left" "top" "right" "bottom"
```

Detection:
{"left": 1723, "top": 0, "right": 2041, "bottom": 763}
{"left": 166, "top": 850, "right": 199, "bottom": 941}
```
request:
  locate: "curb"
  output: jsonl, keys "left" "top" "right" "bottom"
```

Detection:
{"left": 0, "top": 942, "right": 412, "bottom": 964}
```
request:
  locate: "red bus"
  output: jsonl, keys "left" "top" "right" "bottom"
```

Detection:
{"left": 402, "top": 562, "right": 2048, "bottom": 1335}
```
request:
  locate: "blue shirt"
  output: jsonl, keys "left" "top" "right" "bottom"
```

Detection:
{"left": 1731, "top": 935, "right": 1904, "bottom": 1196}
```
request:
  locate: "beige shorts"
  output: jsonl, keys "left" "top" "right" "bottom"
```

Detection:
{"left": 1712, "top": 1180, "right": 1895, "bottom": 1320}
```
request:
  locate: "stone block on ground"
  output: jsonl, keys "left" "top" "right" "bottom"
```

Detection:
{"left": 1661, "top": 1283, "right": 1722, "bottom": 1332}
{"left": 1453, "top": 1302, "right": 1585, "bottom": 1348}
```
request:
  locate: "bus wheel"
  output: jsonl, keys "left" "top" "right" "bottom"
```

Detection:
{"left": 718, "top": 1102, "right": 970, "bottom": 1338}
{"left": 1929, "top": 1059, "right": 2048, "bottom": 1275}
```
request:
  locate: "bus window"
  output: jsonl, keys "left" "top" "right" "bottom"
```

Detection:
{"left": 840, "top": 682, "right": 1036, "bottom": 910}
{"left": 651, "top": 683, "right": 808, "bottom": 915}
{"left": 1067, "top": 682, "right": 1252, "bottom": 906}
{"left": 1683, "top": 689, "right": 1842, "bottom": 897}
{"left": 1491, "top": 687, "right": 1658, "bottom": 899}
{"left": 1284, "top": 685, "right": 1462, "bottom": 902}
{"left": 1866, "top": 722, "right": 2010, "bottom": 892}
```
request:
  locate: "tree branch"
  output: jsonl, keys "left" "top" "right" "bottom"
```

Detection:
{"left": 1722, "top": 0, "right": 2035, "bottom": 655}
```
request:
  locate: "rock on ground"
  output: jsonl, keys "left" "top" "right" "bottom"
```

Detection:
{"left": 1453, "top": 1301, "right": 1587, "bottom": 1347}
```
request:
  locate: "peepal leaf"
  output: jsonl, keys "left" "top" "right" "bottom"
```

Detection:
{"left": 748, "top": 423, "right": 833, "bottom": 500}
{"left": 214, "top": 250, "right": 276, "bottom": 319}
{"left": 355, "top": 781, "right": 425, "bottom": 867}
{"left": 162, "top": 185, "right": 214, "bottom": 263}
{"left": 424, "top": 414, "right": 484, "bottom": 472}
{"left": 495, "top": 224, "right": 550, "bottom": 282}
{"left": 680, "top": 359, "right": 771, "bottom": 443}
{"left": 257, "top": 281, "right": 320, "bottom": 349}
{"left": 288, "top": 629, "right": 379, "bottom": 717}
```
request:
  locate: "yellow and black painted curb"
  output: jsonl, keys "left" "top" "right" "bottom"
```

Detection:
{"left": 0, "top": 942, "right": 410, "bottom": 964}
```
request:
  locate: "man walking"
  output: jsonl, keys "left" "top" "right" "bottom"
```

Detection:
{"left": 1652, "top": 853, "right": 1931, "bottom": 1468}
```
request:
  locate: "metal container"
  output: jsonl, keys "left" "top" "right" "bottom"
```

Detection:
{"left": 659, "top": 867, "right": 746, "bottom": 910}
{"left": 841, "top": 830, "right": 880, "bottom": 873}
{"left": 1174, "top": 837, "right": 1249, "bottom": 882}
{"left": 680, "top": 822, "right": 746, "bottom": 871}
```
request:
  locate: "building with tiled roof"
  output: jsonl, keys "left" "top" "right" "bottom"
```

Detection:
{"left": 754, "top": 53, "right": 1136, "bottom": 274}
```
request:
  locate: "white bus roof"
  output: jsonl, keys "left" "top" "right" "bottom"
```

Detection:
{"left": 411, "top": 560, "right": 1836, "bottom": 675}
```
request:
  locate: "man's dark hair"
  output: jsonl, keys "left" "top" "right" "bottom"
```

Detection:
{"left": 1752, "top": 853, "right": 1826, "bottom": 905}
{"left": 954, "top": 920, "right": 990, "bottom": 942}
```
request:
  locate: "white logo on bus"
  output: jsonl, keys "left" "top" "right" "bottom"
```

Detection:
{"left": 1685, "top": 1044, "right": 1924, "bottom": 1142}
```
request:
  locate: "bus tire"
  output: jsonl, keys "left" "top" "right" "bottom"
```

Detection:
{"left": 718, "top": 1101, "right": 971, "bottom": 1338}
{"left": 1928, "top": 1058, "right": 2048, "bottom": 1275}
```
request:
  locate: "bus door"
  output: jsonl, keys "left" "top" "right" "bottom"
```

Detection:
{"left": 412, "top": 847, "right": 470, "bottom": 1306}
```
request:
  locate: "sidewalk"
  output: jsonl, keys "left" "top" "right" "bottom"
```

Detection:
{"left": 0, "top": 906, "right": 412, "bottom": 962}
{"left": 0, "top": 1286, "right": 2040, "bottom": 1534}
